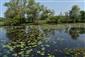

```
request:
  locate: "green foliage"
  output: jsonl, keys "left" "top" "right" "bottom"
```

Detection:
{"left": 1, "top": 26, "right": 85, "bottom": 57}
{"left": 4, "top": 16, "right": 25, "bottom": 26}
{"left": 2, "top": 0, "right": 85, "bottom": 26}
{"left": 64, "top": 48, "right": 85, "bottom": 57}
{"left": 69, "top": 5, "right": 80, "bottom": 22}
{"left": 4, "top": 0, "right": 54, "bottom": 25}
{"left": 47, "top": 16, "right": 58, "bottom": 24}
{"left": 80, "top": 11, "right": 85, "bottom": 21}
{"left": 2, "top": 27, "right": 47, "bottom": 57}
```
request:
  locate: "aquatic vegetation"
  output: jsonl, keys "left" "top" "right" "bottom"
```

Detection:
{"left": 2, "top": 26, "right": 46, "bottom": 57}
{"left": 64, "top": 48, "right": 85, "bottom": 57}
{"left": 0, "top": 26, "right": 85, "bottom": 57}
{"left": 3, "top": 41, "right": 55, "bottom": 57}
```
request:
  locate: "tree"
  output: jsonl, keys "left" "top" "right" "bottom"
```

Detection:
{"left": 65, "top": 12, "right": 69, "bottom": 19}
{"left": 80, "top": 11, "right": 85, "bottom": 21}
{"left": 4, "top": 0, "right": 26, "bottom": 25}
{"left": 69, "top": 5, "right": 80, "bottom": 22}
{"left": 4, "top": 0, "right": 54, "bottom": 25}
{"left": 25, "top": 0, "right": 54, "bottom": 22}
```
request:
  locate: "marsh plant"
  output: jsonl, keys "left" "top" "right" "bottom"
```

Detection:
{"left": 1, "top": 26, "right": 85, "bottom": 57}
{"left": 2, "top": 26, "right": 53, "bottom": 57}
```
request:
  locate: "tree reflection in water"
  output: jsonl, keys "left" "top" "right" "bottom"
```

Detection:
{"left": 1, "top": 26, "right": 85, "bottom": 57}
{"left": 68, "top": 27, "right": 85, "bottom": 40}
{"left": 3, "top": 26, "right": 52, "bottom": 57}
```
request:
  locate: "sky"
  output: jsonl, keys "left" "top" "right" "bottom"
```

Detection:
{"left": 0, "top": 0, "right": 85, "bottom": 17}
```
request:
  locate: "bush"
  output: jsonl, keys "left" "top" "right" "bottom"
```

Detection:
{"left": 4, "top": 16, "right": 25, "bottom": 26}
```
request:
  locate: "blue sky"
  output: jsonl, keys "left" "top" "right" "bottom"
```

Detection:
{"left": 0, "top": 0, "right": 85, "bottom": 17}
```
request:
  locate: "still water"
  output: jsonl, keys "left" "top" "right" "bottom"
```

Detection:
{"left": 0, "top": 26, "right": 85, "bottom": 57}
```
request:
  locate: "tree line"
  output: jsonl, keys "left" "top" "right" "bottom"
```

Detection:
{"left": 2, "top": 0, "right": 85, "bottom": 25}
{"left": 48, "top": 5, "right": 85, "bottom": 23}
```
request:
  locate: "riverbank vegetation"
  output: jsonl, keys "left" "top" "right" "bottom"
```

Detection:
{"left": 0, "top": 0, "right": 85, "bottom": 26}
{"left": 0, "top": 0, "right": 85, "bottom": 57}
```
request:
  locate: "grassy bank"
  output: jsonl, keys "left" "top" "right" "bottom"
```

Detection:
{"left": 0, "top": 23, "right": 85, "bottom": 26}
{"left": 27, "top": 23, "right": 85, "bottom": 29}
{"left": 0, "top": 22, "right": 4, "bottom": 26}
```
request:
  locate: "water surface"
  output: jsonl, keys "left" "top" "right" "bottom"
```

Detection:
{"left": 0, "top": 26, "right": 85, "bottom": 57}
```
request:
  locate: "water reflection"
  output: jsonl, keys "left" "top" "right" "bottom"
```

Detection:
{"left": 0, "top": 26, "right": 85, "bottom": 57}
{"left": 0, "top": 28, "right": 9, "bottom": 57}
{"left": 68, "top": 27, "right": 85, "bottom": 40}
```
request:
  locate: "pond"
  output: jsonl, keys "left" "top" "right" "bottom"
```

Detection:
{"left": 0, "top": 26, "right": 85, "bottom": 57}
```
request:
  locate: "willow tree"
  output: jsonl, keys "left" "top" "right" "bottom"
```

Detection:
{"left": 4, "top": 0, "right": 54, "bottom": 25}
{"left": 25, "top": 0, "right": 54, "bottom": 22}
{"left": 69, "top": 5, "right": 80, "bottom": 22}
{"left": 4, "top": 0, "right": 26, "bottom": 25}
